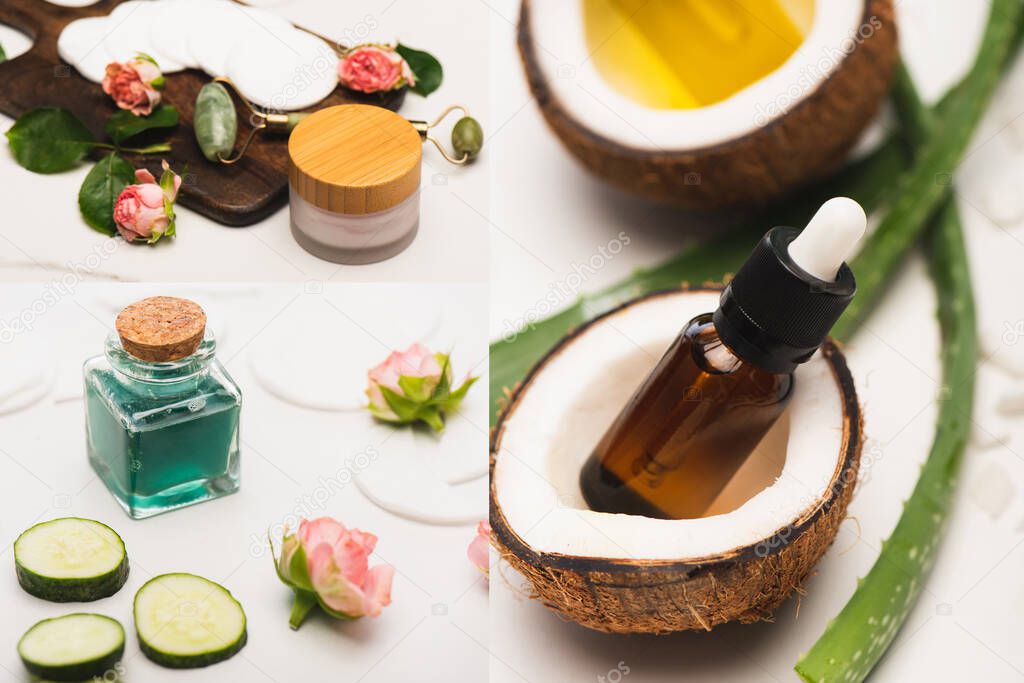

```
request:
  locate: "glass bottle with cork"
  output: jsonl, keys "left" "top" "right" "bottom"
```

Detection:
{"left": 84, "top": 296, "right": 242, "bottom": 519}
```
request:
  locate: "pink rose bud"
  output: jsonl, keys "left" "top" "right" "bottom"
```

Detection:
{"left": 113, "top": 160, "right": 181, "bottom": 244}
{"left": 275, "top": 517, "right": 394, "bottom": 629}
{"left": 337, "top": 45, "right": 416, "bottom": 94}
{"left": 365, "top": 343, "right": 477, "bottom": 432}
{"left": 467, "top": 520, "right": 490, "bottom": 578}
{"left": 102, "top": 53, "right": 164, "bottom": 116}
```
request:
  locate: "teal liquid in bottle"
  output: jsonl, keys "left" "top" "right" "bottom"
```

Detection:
{"left": 84, "top": 298, "right": 241, "bottom": 519}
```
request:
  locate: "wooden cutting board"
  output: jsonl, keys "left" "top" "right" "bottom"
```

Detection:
{"left": 0, "top": 0, "right": 404, "bottom": 226}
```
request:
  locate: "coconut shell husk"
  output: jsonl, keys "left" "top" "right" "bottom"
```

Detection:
{"left": 517, "top": 0, "right": 898, "bottom": 210}
{"left": 489, "top": 288, "right": 863, "bottom": 634}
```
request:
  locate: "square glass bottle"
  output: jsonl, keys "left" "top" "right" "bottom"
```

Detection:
{"left": 84, "top": 297, "right": 241, "bottom": 519}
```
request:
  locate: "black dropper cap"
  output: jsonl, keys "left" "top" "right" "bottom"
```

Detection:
{"left": 713, "top": 226, "right": 857, "bottom": 374}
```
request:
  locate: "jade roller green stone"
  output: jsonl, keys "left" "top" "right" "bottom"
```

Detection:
{"left": 451, "top": 117, "right": 483, "bottom": 161}
{"left": 194, "top": 82, "right": 237, "bottom": 162}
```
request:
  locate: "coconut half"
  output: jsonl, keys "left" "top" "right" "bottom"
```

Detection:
{"left": 518, "top": 0, "right": 897, "bottom": 209}
{"left": 490, "top": 288, "right": 862, "bottom": 633}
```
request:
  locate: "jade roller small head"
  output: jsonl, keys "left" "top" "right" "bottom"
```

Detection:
{"left": 411, "top": 105, "right": 483, "bottom": 164}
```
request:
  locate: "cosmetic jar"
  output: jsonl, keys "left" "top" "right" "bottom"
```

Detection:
{"left": 288, "top": 104, "right": 422, "bottom": 264}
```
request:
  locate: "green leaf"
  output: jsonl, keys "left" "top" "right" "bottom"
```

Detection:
{"left": 0, "top": 42, "right": 6, "bottom": 63}
{"left": 436, "top": 376, "right": 478, "bottom": 414}
{"left": 380, "top": 385, "right": 420, "bottom": 422}
{"left": 432, "top": 354, "right": 453, "bottom": 397}
{"left": 418, "top": 407, "right": 445, "bottom": 433}
{"left": 5, "top": 107, "right": 95, "bottom": 173}
{"left": 78, "top": 153, "right": 136, "bottom": 236}
{"left": 286, "top": 543, "right": 313, "bottom": 592}
{"left": 105, "top": 105, "right": 179, "bottom": 145}
{"left": 396, "top": 44, "right": 443, "bottom": 96}
{"left": 398, "top": 375, "right": 431, "bottom": 403}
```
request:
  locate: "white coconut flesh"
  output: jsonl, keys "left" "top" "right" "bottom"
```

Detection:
{"left": 526, "top": 1, "right": 865, "bottom": 150}
{"left": 492, "top": 291, "right": 848, "bottom": 562}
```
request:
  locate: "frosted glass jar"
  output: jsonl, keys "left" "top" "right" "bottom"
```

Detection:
{"left": 288, "top": 104, "right": 422, "bottom": 265}
{"left": 288, "top": 186, "right": 419, "bottom": 265}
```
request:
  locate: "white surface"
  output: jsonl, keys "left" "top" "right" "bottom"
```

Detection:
{"left": 493, "top": 290, "right": 844, "bottom": 560}
{"left": 0, "top": 283, "right": 489, "bottom": 682}
{"left": 0, "top": 0, "right": 489, "bottom": 283}
{"left": 526, "top": 0, "right": 862, "bottom": 148}
{"left": 488, "top": 0, "right": 1024, "bottom": 681}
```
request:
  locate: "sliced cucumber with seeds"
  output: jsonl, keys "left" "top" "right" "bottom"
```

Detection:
{"left": 135, "top": 573, "right": 247, "bottom": 669}
{"left": 18, "top": 613, "right": 125, "bottom": 682}
{"left": 14, "top": 517, "right": 129, "bottom": 602}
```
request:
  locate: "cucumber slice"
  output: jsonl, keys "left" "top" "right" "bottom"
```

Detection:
{"left": 18, "top": 613, "right": 125, "bottom": 682}
{"left": 134, "top": 573, "right": 247, "bottom": 668}
{"left": 14, "top": 517, "right": 129, "bottom": 602}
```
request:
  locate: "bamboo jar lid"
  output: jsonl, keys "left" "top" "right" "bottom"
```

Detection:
{"left": 116, "top": 297, "right": 207, "bottom": 362}
{"left": 288, "top": 104, "right": 422, "bottom": 215}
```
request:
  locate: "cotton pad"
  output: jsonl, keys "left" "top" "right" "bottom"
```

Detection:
{"left": 149, "top": 0, "right": 209, "bottom": 69}
{"left": 188, "top": 4, "right": 293, "bottom": 77}
{"left": 103, "top": 1, "right": 185, "bottom": 72}
{"left": 58, "top": 17, "right": 115, "bottom": 83}
{"left": 226, "top": 28, "right": 338, "bottom": 110}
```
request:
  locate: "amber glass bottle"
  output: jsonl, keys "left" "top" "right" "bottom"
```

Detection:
{"left": 579, "top": 313, "right": 793, "bottom": 519}
{"left": 580, "top": 198, "right": 864, "bottom": 520}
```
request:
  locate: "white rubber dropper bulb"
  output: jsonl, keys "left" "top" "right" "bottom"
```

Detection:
{"left": 788, "top": 197, "right": 867, "bottom": 281}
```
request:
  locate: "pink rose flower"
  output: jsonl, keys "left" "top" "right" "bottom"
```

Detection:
{"left": 102, "top": 54, "right": 164, "bottom": 116}
{"left": 467, "top": 520, "right": 490, "bottom": 578}
{"left": 367, "top": 343, "right": 444, "bottom": 415}
{"left": 338, "top": 45, "right": 415, "bottom": 94}
{"left": 275, "top": 517, "right": 394, "bottom": 629}
{"left": 113, "top": 160, "right": 181, "bottom": 244}
{"left": 365, "top": 343, "right": 476, "bottom": 432}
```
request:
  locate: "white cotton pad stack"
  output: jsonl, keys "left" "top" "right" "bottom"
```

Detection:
{"left": 57, "top": 16, "right": 114, "bottom": 83}
{"left": 103, "top": 1, "right": 185, "bottom": 72}
{"left": 58, "top": 0, "right": 339, "bottom": 111}
{"left": 187, "top": 1, "right": 293, "bottom": 77}
{"left": 225, "top": 28, "right": 339, "bottom": 110}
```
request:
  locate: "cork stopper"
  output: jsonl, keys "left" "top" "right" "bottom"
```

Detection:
{"left": 115, "top": 297, "right": 207, "bottom": 362}
{"left": 288, "top": 104, "right": 422, "bottom": 215}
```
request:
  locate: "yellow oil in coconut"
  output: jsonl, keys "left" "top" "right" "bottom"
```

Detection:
{"left": 582, "top": 0, "right": 815, "bottom": 109}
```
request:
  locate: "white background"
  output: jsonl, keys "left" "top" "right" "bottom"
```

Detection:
{"left": 0, "top": 0, "right": 489, "bottom": 283}
{"left": 0, "top": 283, "right": 489, "bottom": 682}
{"left": 487, "top": 0, "right": 1024, "bottom": 681}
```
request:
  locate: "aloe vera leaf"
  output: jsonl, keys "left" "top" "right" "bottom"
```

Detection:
{"left": 832, "top": 0, "right": 1022, "bottom": 340}
{"left": 890, "top": 61, "right": 930, "bottom": 155}
{"left": 796, "top": 191, "right": 975, "bottom": 682}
